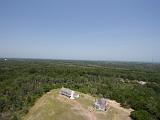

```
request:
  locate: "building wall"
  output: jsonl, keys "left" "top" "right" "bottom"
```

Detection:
{"left": 60, "top": 89, "right": 75, "bottom": 99}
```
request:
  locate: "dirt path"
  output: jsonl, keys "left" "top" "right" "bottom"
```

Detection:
{"left": 56, "top": 95, "right": 97, "bottom": 120}
{"left": 74, "top": 100, "right": 96, "bottom": 120}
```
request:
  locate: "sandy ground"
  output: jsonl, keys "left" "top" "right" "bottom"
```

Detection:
{"left": 56, "top": 94, "right": 133, "bottom": 120}
{"left": 23, "top": 90, "right": 133, "bottom": 120}
{"left": 108, "top": 100, "right": 133, "bottom": 114}
{"left": 57, "top": 95, "right": 97, "bottom": 120}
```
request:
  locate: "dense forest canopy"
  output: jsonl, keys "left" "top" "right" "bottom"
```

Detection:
{"left": 0, "top": 58, "right": 160, "bottom": 120}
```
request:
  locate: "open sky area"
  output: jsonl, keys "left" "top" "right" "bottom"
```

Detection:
{"left": 0, "top": 0, "right": 160, "bottom": 62}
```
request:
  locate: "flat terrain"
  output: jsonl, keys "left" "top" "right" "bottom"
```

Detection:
{"left": 23, "top": 89, "right": 133, "bottom": 120}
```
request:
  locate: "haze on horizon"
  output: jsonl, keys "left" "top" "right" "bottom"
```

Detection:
{"left": 0, "top": 0, "right": 160, "bottom": 62}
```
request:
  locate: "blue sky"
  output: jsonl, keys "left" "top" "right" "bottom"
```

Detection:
{"left": 0, "top": 0, "right": 160, "bottom": 62}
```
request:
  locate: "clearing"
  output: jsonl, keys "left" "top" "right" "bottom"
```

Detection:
{"left": 23, "top": 89, "right": 133, "bottom": 120}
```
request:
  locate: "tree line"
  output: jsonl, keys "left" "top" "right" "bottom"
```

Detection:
{"left": 0, "top": 59, "right": 160, "bottom": 120}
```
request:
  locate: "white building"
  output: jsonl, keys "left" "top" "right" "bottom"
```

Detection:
{"left": 94, "top": 98, "right": 108, "bottom": 111}
{"left": 60, "top": 88, "right": 79, "bottom": 99}
{"left": 138, "top": 81, "right": 147, "bottom": 85}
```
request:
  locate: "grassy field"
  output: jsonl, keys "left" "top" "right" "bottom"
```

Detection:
{"left": 23, "top": 89, "right": 132, "bottom": 120}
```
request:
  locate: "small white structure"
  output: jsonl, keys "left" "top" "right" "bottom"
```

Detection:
{"left": 94, "top": 98, "right": 108, "bottom": 111}
{"left": 138, "top": 81, "right": 147, "bottom": 85}
{"left": 60, "top": 88, "right": 79, "bottom": 99}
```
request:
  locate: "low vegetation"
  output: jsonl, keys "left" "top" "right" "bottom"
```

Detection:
{"left": 0, "top": 59, "right": 160, "bottom": 120}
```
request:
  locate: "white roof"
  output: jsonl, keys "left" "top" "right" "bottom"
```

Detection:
{"left": 61, "top": 88, "right": 74, "bottom": 94}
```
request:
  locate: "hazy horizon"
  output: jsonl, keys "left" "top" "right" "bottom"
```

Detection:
{"left": 1, "top": 57, "right": 160, "bottom": 64}
{"left": 0, "top": 0, "right": 160, "bottom": 62}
